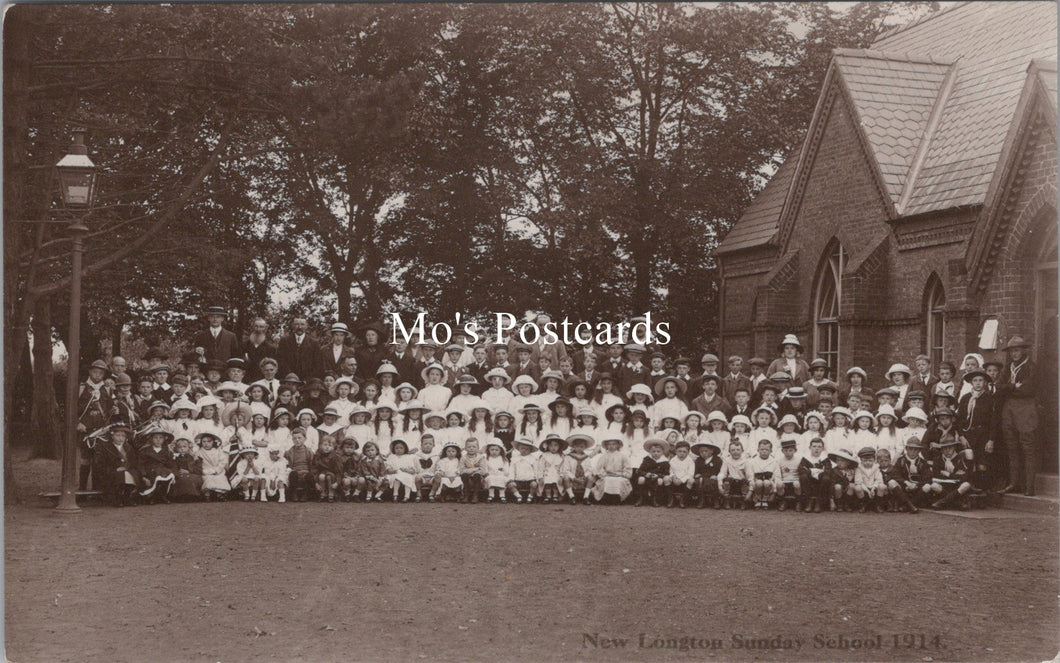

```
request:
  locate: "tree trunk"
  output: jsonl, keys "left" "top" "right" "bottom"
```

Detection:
{"left": 111, "top": 321, "right": 123, "bottom": 358}
{"left": 30, "top": 298, "right": 63, "bottom": 460}
{"left": 335, "top": 270, "right": 353, "bottom": 325}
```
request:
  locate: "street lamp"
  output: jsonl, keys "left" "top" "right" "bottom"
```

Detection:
{"left": 54, "top": 128, "right": 97, "bottom": 515}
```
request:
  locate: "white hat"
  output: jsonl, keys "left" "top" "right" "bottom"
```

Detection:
{"left": 370, "top": 399, "right": 398, "bottom": 413}
{"left": 348, "top": 403, "right": 371, "bottom": 419}
{"left": 334, "top": 376, "right": 357, "bottom": 389}
{"left": 777, "top": 334, "right": 803, "bottom": 352}
{"left": 642, "top": 436, "right": 667, "bottom": 453}
{"left": 376, "top": 362, "right": 399, "bottom": 376}
{"left": 329, "top": 322, "right": 350, "bottom": 335}
{"left": 394, "top": 382, "right": 419, "bottom": 398}
{"left": 902, "top": 407, "right": 928, "bottom": 423}
{"left": 846, "top": 366, "right": 867, "bottom": 378}
{"left": 875, "top": 404, "right": 897, "bottom": 421}
{"left": 804, "top": 411, "right": 826, "bottom": 427}
{"left": 575, "top": 406, "right": 598, "bottom": 419}
{"left": 249, "top": 402, "right": 271, "bottom": 420}
{"left": 682, "top": 410, "right": 704, "bottom": 426}
{"left": 626, "top": 383, "right": 654, "bottom": 402}
{"left": 398, "top": 399, "right": 429, "bottom": 413}
{"left": 886, "top": 363, "right": 911, "bottom": 379}
{"left": 420, "top": 362, "right": 446, "bottom": 383}
{"left": 196, "top": 395, "right": 221, "bottom": 411}
{"left": 424, "top": 410, "right": 447, "bottom": 422}
{"left": 216, "top": 381, "right": 243, "bottom": 395}
{"left": 170, "top": 398, "right": 199, "bottom": 416}
{"left": 511, "top": 374, "right": 539, "bottom": 392}
{"left": 706, "top": 410, "right": 728, "bottom": 426}
{"left": 295, "top": 408, "right": 317, "bottom": 422}
{"left": 729, "top": 414, "right": 752, "bottom": 430}
{"left": 485, "top": 368, "right": 511, "bottom": 384}
{"left": 852, "top": 409, "right": 875, "bottom": 424}
{"left": 777, "top": 413, "right": 800, "bottom": 429}
{"left": 831, "top": 406, "right": 853, "bottom": 420}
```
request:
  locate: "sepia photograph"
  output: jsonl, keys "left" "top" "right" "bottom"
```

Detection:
{"left": 2, "top": 2, "right": 1058, "bottom": 661}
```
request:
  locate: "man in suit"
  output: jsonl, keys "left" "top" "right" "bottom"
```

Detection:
{"left": 721, "top": 355, "right": 752, "bottom": 404}
{"left": 464, "top": 346, "right": 492, "bottom": 396}
{"left": 616, "top": 343, "right": 650, "bottom": 396}
{"left": 192, "top": 305, "right": 240, "bottom": 364}
{"left": 277, "top": 317, "right": 319, "bottom": 381}
{"left": 998, "top": 336, "right": 1039, "bottom": 496}
{"left": 385, "top": 337, "right": 419, "bottom": 386}
{"left": 570, "top": 341, "right": 598, "bottom": 376}
{"left": 242, "top": 317, "right": 276, "bottom": 383}
{"left": 319, "top": 322, "right": 355, "bottom": 378}
{"left": 910, "top": 354, "right": 938, "bottom": 394}
{"left": 526, "top": 313, "right": 570, "bottom": 370}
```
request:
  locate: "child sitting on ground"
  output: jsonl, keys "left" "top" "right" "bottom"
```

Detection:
{"left": 589, "top": 435, "right": 633, "bottom": 505}
{"left": 536, "top": 434, "right": 566, "bottom": 503}
{"left": 506, "top": 438, "right": 539, "bottom": 503}
{"left": 432, "top": 441, "right": 463, "bottom": 502}
{"left": 667, "top": 440, "right": 696, "bottom": 508}
{"left": 385, "top": 438, "right": 419, "bottom": 502}
{"left": 775, "top": 438, "right": 802, "bottom": 511}
{"left": 284, "top": 428, "right": 315, "bottom": 502}
{"left": 797, "top": 437, "right": 831, "bottom": 513}
{"left": 459, "top": 438, "right": 489, "bottom": 503}
{"left": 484, "top": 439, "right": 510, "bottom": 503}
{"left": 313, "top": 436, "right": 343, "bottom": 502}
{"left": 635, "top": 437, "right": 670, "bottom": 507}
{"left": 692, "top": 440, "right": 723, "bottom": 509}
{"left": 718, "top": 439, "right": 751, "bottom": 509}
{"left": 747, "top": 439, "right": 780, "bottom": 509}
{"left": 357, "top": 441, "right": 387, "bottom": 502}
{"left": 259, "top": 444, "right": 290, "bottom": 503}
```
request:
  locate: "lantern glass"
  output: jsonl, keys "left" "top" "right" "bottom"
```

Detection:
{"left": 57, "top": 166, "right": 96, "bottom": 207}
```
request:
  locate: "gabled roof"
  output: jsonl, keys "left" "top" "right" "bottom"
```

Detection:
{"left": 715, "top": 145, "right": 800, "bottom": 254}
{"left": 716, "top": 1, "right": 1057, "bottom": 255}
{"left": 832, "top": 49, "right": 955, "bottom": 208}
{"left": 872, "top": 1, "right": 1057, "bottom": 215}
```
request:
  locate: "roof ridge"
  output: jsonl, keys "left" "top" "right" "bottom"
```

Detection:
{"left": 1030, "top": 58, "right": 1058, "bottom": 72}
{"left": 834, "top": 47, "right": 955, "bottom": 66}
{"left": 874, "top": 1, "right": 972, "bottom": 44}
{"left": 897, "top": 62, "right": 960, "bottom": 215}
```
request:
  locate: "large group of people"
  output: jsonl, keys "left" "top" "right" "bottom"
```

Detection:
{"left": 77, "top": 308, "right": 1043, "bottom": 512}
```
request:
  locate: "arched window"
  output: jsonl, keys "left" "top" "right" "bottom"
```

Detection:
{"left": 925, "top": 276, "right": 946, "bottom": 367}
{"left": 813, "top": 241, "right": 844, "bottom": 369}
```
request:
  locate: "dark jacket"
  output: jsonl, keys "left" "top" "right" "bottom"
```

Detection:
{"left": 92, "top": 439, "right": 141, "bottom": 495}
{"left": 277, "top": 334, "right": 320, "bottom": 382}
{"left": 193, "top": 327, "right": 241, "bottom": 363}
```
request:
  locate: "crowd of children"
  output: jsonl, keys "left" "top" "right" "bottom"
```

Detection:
{"left": 80, "top": 327, "right": 1027, "bottom": 512}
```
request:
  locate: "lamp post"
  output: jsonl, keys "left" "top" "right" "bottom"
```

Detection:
{"left": 54, "top": 128, "right": 98, "bottom": 514}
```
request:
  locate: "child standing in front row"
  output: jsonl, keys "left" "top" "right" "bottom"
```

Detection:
{"left": 668, "top": 440, "right": 696, "bottom": 508}
{"left": 459, "top": 438, "right": 489, "bottom": 503}
{"left": 507, "top": 438, "right": 539, "bottom": 503}
{"left": 853, "top": 446, "right": 887, "bottom": 512}
{"left": 314, "top": 436, "right": 344, "bottom": 502}
{"left": 590, "top": 435, "right": 632, "bottom": 505}
{"left": 432, "top": 441, "right": 463, "bottom": 502}
{"left": 747, "top": 439, "right": 780, "bottom": 509}
{"left": 798, "top": 437, "right": 831, "bottom": 512}
{"left": 775, "top": 439, "right": 802, "bottom": 511}
{"left": 484, "top": 439, "right": 510, "bottom": 503}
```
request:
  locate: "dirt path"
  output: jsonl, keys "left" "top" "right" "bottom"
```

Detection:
{"left": 5, "top": 499, "right": 1057, "bottom": 663}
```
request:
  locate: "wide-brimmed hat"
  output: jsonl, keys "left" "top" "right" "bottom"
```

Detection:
{"left": 886, "top": 363, "right": 911, "bottom": 380}
{"left": 750, "top": 405, "right": 778, "bottom": 426}
{"left": 194, "top": 431, "right": 220, "bottom": 445}
{"left": 606, "top": 402, "right": 630, "bottom": 419}
{"left": 270, "top": 407, "right": 292, "bottom": 423}
{"left": 786, "top": 386, "right": 807, "bottom": 400}
{"left": 347, "top": 404, "right": 371, "bottom": 420}
{"left": 394, "top": 381, "right": 419, "bottom": 397}
{"left": 295, "top": 407, "right": 317, "bottom": 422}
{"left": 147, "top": 400, "right": 171, "bottom": 413}
{"left": 225, "top": 357, "right": 246, "bottom": 370}
{"left": 654, "top": 375, "right": 687, "bottom": 397}
{"left": 575, "top": 405, "right": 598, "bottom": 420}
{"left": 935, "top": 406, "right": 956, "bottom": 418}
{"left": 691, "top": 439, "right": 721, "bottom": 454}
{"left": 962, "top": 368, "right": 991, "bottom": 384}
{"left": 281, "top": 373, "right": 304, "bottom": 386}
{"left": 682, "top": 410, "right": 704, "bottom": 426}
{"left": 444, "top": 343, "right": 465, "bottom": 354}
{"left": 565, "top": 432, "right": 594, "bottom": 448}
{"left": 845, "top": 366, "right": 867, "bottom": 379}
{"left": 905, "top": 436, "right": 924, "bottom": 449}
{"left": 629, "top": 405, "right": 649, "bottom": 419}
{"left": 321, "top": 406, "right": 340, "bottom": 419}
{"left": 511, "top": 374, "right": 538, "bottom": 392}
{"left": 304, "top": 378, "right": 325, "bottom": 391}
{"left": 390, "top": 437, "right": 410, "bottom": 454}
{"left": 599, "top": 434, "right": 624, "bottom": 448}
{"left": 203, "top": 359, "right": 225, "bottom": 373}
{"left": 1004, "top": 335, "right": 1031, "bottom": 350}
{"left": 729, "top": 414, "right": 752, "bottom": 430}
{"left": 88, "top": 359, "right": 109, "bottom": 372}
{"left": 170, "top": 397, "right": 199, "bottom": 416}
{"left": 827, "top": 448, "right": 858, "bottom": 464}
{"left": 518, "top": 402, "right": 543, "bottom": 415}
{"left": 454, "top": 373, "right": 479, "bottom": 387}
{"left": 830, "top": 406, "right": 853, "bottom": 420}
{"left": 138, "top": 423, "right": 173, "bottom": 443}
{"left": 359, "top": 321, "right": 386, "bottom": 338}
{"left": 249, "top": 402, "right": 271, "bottom": 421}
{"left": 777, "top": 334, "right": 803, "bottom": 353}
{"left": 902, "top": 407, "right": 928, "bottom": 423}
{"left": 231, "top": 445, "right": 259, "bottom": 457}
{"left": 113, "top": 372, "right": 133, "bottom": 387}
{"left": 334, "top": 376, "right": 357, "bottom": 390}
{"left": 107, "top": 420, "right": 134, "bottom": 437}
{"left": 370, "top": 399, "right": 398, "bottom": 414}
{"left": 875, "top": 404, "right": 897, "bottom": 421}
{"left": 513, "top": 437, "right": 536, "bottom": 449}
{"left": 420, "top": 362, "right": 446, "bottom": 383}
{"left": 329, "top": 322, "right": 350, "bottom": 335}
{"left": 626, "top": 383, "right": 655, "bottom": 402}
{"left": 485, "top": 368, "right": 511, "bottom": 385}
{"left": 246, "top": 380, "right": 270, "bottom": 395}
{"left": 424, "top": 410, "right": 447, "bottom": 423}
{"left": 485, "top": 439, "right": 507, "bottom": 454}
{"left": 804, "top": 411, "right": 826, "bottom": 427}
{"left": 398, "top": 399, "right": 429, "bottom": 414}
{"left": 642, "top": 436, "right": 667, "bottom": 454}
{"left": 706, "top": 410, "right": 728, "bottom": 426}
{"left": 548, "top": 396, "right": 572, "bottom": 413}
{"left": 539, "top": 369, "right": 564, "bottom": 383}
{"left": 852, "top": 410, "right": 874, "bottom": 425}
{"left": 591, "top": 372, "right": 615, "bottom": 389}
{"left": 777, "top": 413, "right": 800, "bottom": 429}
{"left": 539, "top": 433, "right": 568, "bottom": 452}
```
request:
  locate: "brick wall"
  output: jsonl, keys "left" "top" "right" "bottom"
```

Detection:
{"left": 718, "top": 81, "right": 1057, "bottom": 385}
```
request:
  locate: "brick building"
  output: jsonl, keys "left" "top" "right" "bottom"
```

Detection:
{"left": 715, "top": 3, "right": 1058, "bottom": 471}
